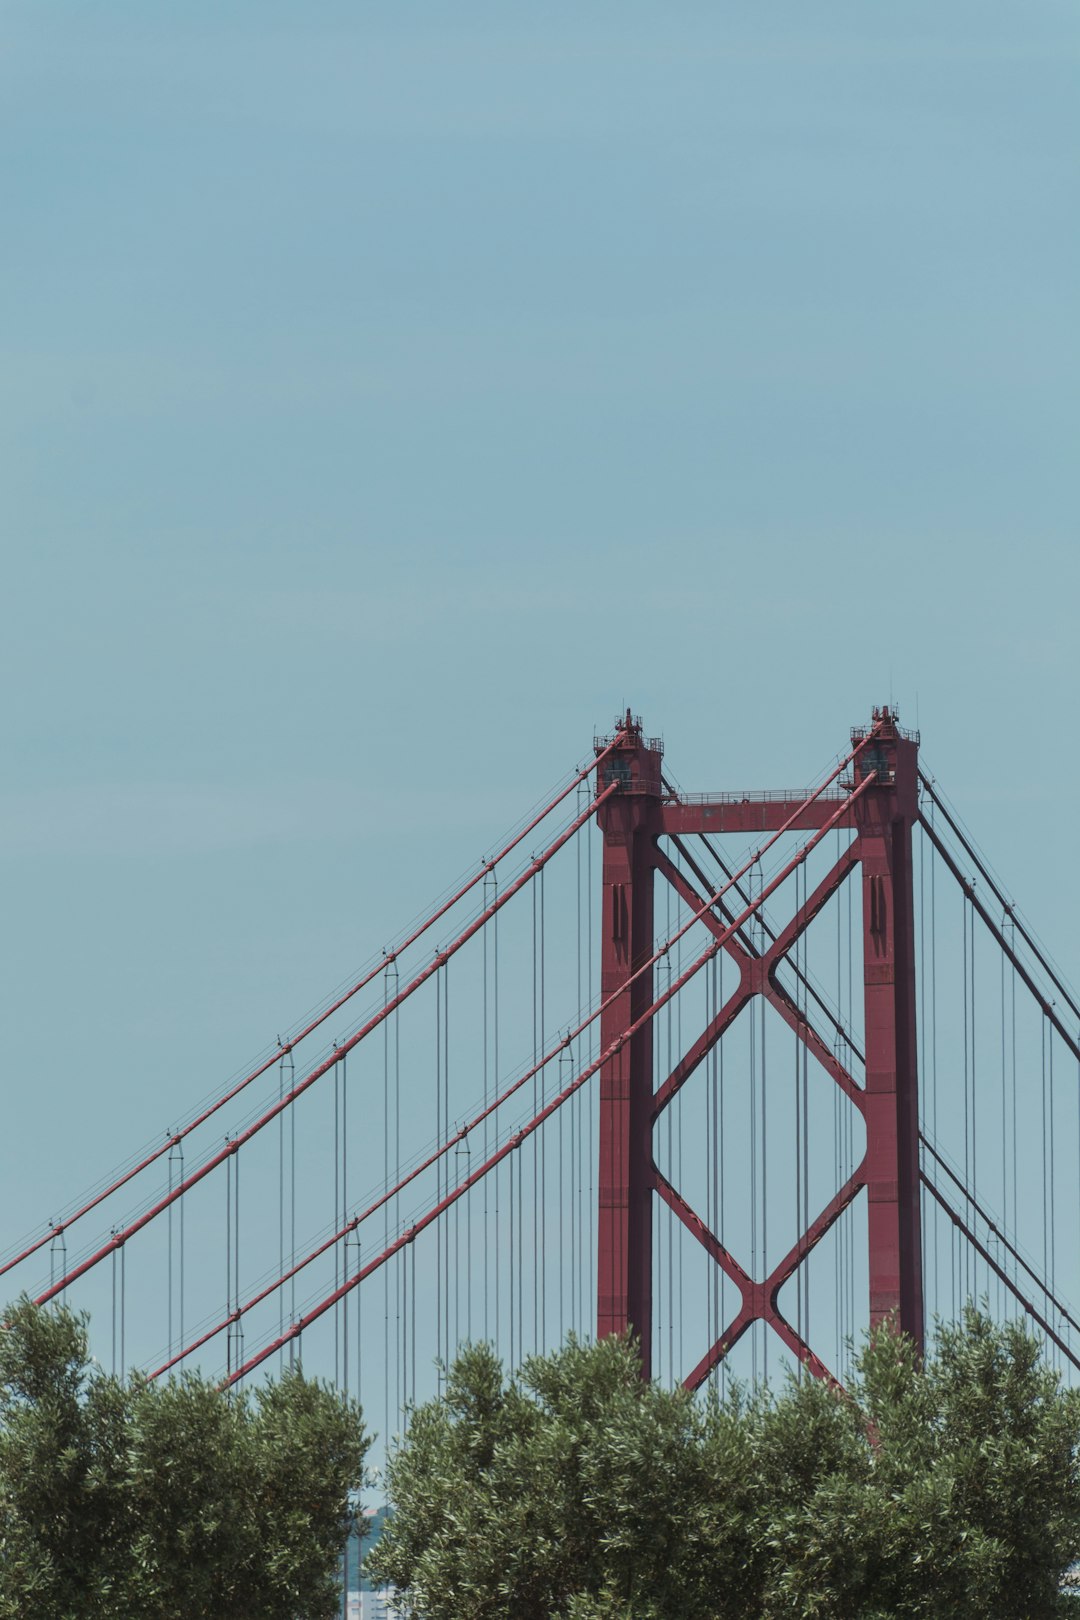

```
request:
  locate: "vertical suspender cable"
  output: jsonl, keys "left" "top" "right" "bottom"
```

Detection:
{"left": 718, "top": 944, "right": 725, "bottom": 1397}
{"left": 167, "top": 1134, "right": 178, "bottom": 1360}
{"left": 559, "top": 1045, "right": 569, "bottom": 1344}
{"left": 801, "top": 864, "right": 810, "bottom": 1356}
{"left": 575, "top": 782, "right": 585, "bottom": 1340}
{"left": 705, "top": 940, "right": 714, "bottom": 1366}
{"left": 277, "top": 1046, "right": 287, "bottom": 1366}
{"left": 970, "top": 896, "right": 977, "bottom": 1300}
{"left": 226, "top": 1153, "right": 233, "bottom": 1380}
{"left": 1042, "top": 1016, "right": 1049, "bottom": 1293}
{"left": 759, "top": 861, "right": 768, "bottom": 1386}
{"left": 794, "top": 860, "right": 803, "bottom": 1373}
{"left": 588, "top": 795, "right": 595, "bottom": 1338}
{"left": 383, "top": 958, "right": 396, "bottom": 1440}
{"left": 233, "top": 1149, "right": 242, "bottom": 1374}
{"left": 509, "top": 1145, "right": 515, "bottom": 1369}
{"left": 341, "top": 1050, "right": 348, "bottom": 1389}
{"left": 676, "top": 851, "right": 684, "bottom": 1379}
{"left": 284, "top": 1045, "right": 295, "bottom": 1373}
{"left": 834, "top": 831, "right": 843, "bottom": 1372}
{"left": 444, "top": 965, "right": 450, "bottom": 1374}
{"left": 847, "top": 847, "right": 855, "bottom": 1366}
{"left": 749, "top": 870, "right": 758, "bottom": 1387}
{"left": 483, "top": 867, "right": 496, "bottom": 1347}
{"left": 665, "top": 879, "right": 673, "bottom": 1381}
{"left": 930, "top": 798, "right": 939, "bottom": 1321}
{"left": 965, "top": 887, "right": 977, "bottom": 1302}
{"left": 1000, "top": 916, "right": 1007, "bottom": 1320}
{"left": 919, "top": 816, "right": 928, "bottom": 1311}
{"left": 334, "top": 1054, "right": 341, "bottom": 1387}
{"left": 120, "top": 1239, "right": 126, "bottom": 1379}
{"left": 1049, "top": 1026, "right": 1056, "bottom": 1354}
{"left": 493, "top": 879, "right": 501, "bottom": 1360}
{"left": 540, "top": 865, "right": 546, "bottom": 1354}
{"left": 532, "top": 876, "right": 539, "bottom": 1355}
{"left": 434, "top": 970, "right": 442, "bottom": 1387}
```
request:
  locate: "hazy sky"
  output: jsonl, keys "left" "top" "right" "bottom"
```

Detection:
{"left": 2, "top": 4, "right": 1078, "bottom": 1376}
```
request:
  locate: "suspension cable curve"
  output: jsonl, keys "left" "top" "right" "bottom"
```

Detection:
{"left": 920, "top": 1131, "right": 1080, "bottom": 1340}
{"left": 921, "top": 1173, "right": 1080, "bottom": 1372}
{"left": 920, "top": 815, "right": 1080, "bottom": 1066}
{"left": 150, "top": 738, "right": 878, "bottom": 1376}
{"left": 226, "top": 762, "right": 880, "bottom": 1384}
{"left": 35, "top": 782, "right": 618, "bottom": 1308}
{"left": 919, "top": 771, "right": 1080, "bottom": 1027}
{"left": 4, "top": 743, "right": 625, "bottom": 1282}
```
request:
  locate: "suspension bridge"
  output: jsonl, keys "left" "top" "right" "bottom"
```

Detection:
{"left": 6, "top": 706, "right": 1080, "bottom": 1453}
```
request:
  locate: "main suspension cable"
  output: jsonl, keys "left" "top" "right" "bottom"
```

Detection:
{"left": 224, "top": 759, "right": 880, "bottom": 1385}
{"left": 4, "top": 744, "right": 622, "bottom": 1282}
{"left": 36, "top": 784, "right": 618, "bottom": 1309}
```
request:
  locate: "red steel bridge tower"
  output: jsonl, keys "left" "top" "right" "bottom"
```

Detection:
{"left": 12, "top": 701, "right": 1080, "bottom": 1412}
{"left": 595, "top": 707, "right": 922, "bottom": 1383}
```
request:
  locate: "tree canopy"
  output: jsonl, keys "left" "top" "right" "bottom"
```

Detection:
{"left": 370, "top": 1309, "right": 1080, "bottom": 1620}
{"left": 0, "top": 1297, "right": 369, "bottom": 1620}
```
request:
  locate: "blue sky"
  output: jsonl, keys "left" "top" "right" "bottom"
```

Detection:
{"left": 2, "top": 3, "right": 1078, "bottom": 1390}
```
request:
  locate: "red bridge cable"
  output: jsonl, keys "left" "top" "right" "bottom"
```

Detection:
{"left": 151, "top": 731, "right": 880, "bottom": 1378}
{"left": 225, "top": 756, "right": 880, "bottom": 1385}
{"left": 4, "top": 745, "right": 622, "bottom": 1284}
{"left": 921, "top": 1173, "right": 1080, "bottom": 1373}
{"left": 919, "top": 772, "right": 1080, "bottom": 1028}
{"left": 919, "top": 816, "right": 1080, "bottom": 1066}
{"left": 148, "top": 738, "right": 875, "bottom": 1377}
{"left": 920, "top": 1131, "right": 1080, "bottom": 1342}
{"left": 34, "top": 781, "right": 620, "bottom": 1309}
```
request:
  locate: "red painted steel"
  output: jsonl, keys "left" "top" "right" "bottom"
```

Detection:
{"left": 227, "top": 766, "right": 873, "bottom": 1386}
{"left": 647, "top": 707, "right": 926, "bottom": 1380}
{"left": 854, "top": 709, "right": 924, "bottom": 1350}
{"left": 589, "top": 718, "right": 881, "bottom": 1372}
{"left": 589, "top": 707, "right": 930, "bottom": 1386}
{"left": 661, "top": 794, "right": 853, "bottom": 837}
{"left": 595, "top": 714, "right": 662, "bottom": 1375}
{"left": 157, "top": 740, "right": 869, "bottom": 1378}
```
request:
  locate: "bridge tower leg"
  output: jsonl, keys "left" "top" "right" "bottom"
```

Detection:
{"left": 595, "top": 713, "right": 663, "bottom": 1376}
{"left": 854, "top": 708, "right": 924, "bottom": 1351}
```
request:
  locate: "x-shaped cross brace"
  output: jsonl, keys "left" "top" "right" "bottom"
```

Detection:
{"left": 651, "top": 843, "right": 868, "bottom": 1389}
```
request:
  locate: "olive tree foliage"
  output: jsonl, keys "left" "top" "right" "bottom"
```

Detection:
{"left": 369, "top": 1308, "right": 1080, "bottom": 1620}
{"left": 0, "top": 1297, "right": 369, "bottom": 1620}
